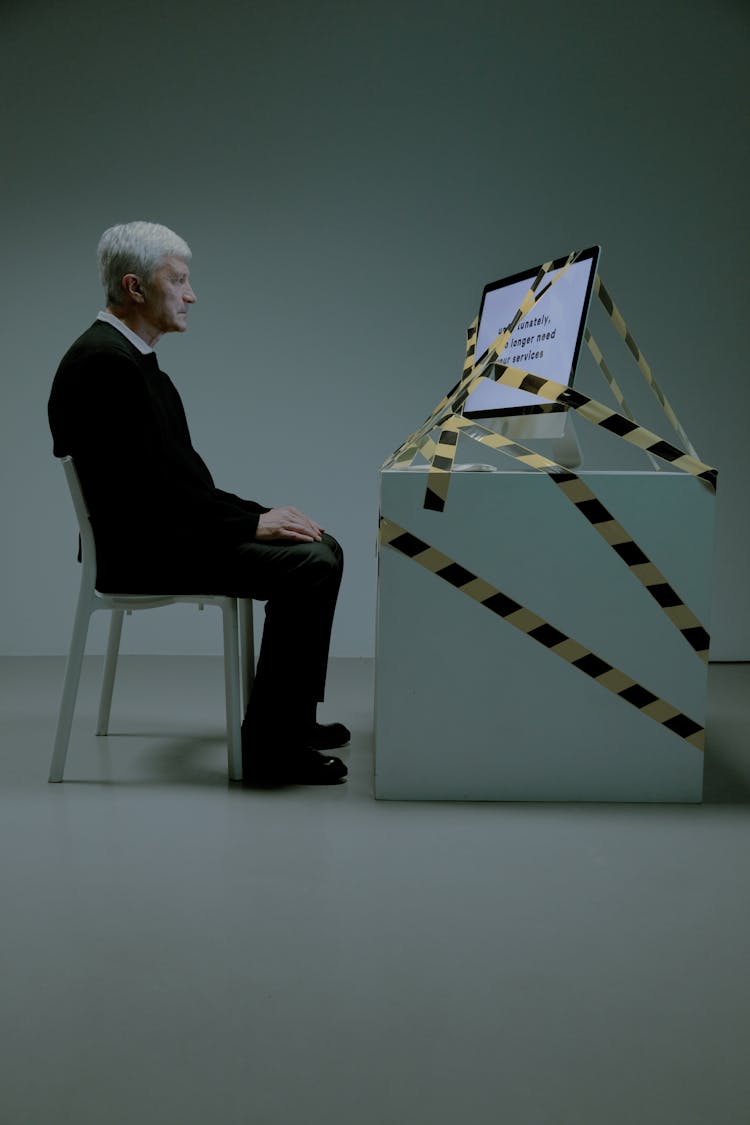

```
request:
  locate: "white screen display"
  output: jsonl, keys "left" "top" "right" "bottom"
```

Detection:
{"left": 464, "top": 252, "right": 597, "bottom": 415}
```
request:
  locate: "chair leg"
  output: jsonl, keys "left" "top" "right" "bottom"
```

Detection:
{"left": 49, "top": 591, "right": 93, "bottom": 783}
{"left": 97, "top": 610, "right": 124, "bottom": 735}
{"left": 222, "top": 599, "right": 243, "bottom": 781}
{"left": 239, "top": 598, "right": 255, "bottom": 713}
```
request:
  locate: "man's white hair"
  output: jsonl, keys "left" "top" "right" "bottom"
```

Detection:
{"left": 98, "top": 221, "right": 192, "bottom": 305}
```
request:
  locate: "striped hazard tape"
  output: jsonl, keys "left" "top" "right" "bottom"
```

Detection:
{"left": 385, "top": 319, "right": 480, "bottom": 470}
{"left": 594, "top": 276, "right": 699, "bottom": 458}
{"left": 423, "top": 425, "right": 461, "bottom": 511}
{"left": 390, "top": 254, "right": 579, "bottom": 473}
{"left": 549, "top": 471, "right": 710, "bottom": 662}
{"left": 584, "top": 329, "right": 636, "bottom": 425}
{"left": 389, "top": 257, "right": 580, "bottom": 475}
{"left": 388, "top": 319, "right": 482, "bottom": 469}
{"left": 379, "top": 516, "right": 705, "bottom": 751}
{"left": 451, "top": 253, "right": 579, "bottom": 418}
{"left": 583, "top": 329, "right": 662, "bottom": 474}
{"left": 418, "top": 413, "right": 710, "bottom": 662}
{"left": 486, "top": 364, "right": 717, "bottom": 487}
{"left": 461, "top": 318, "right": 478, "bottom": 381}
{"left": 420, "top": 255, "right": 580, "bottom": 502}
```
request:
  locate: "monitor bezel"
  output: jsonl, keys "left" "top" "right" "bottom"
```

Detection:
{"left": 464, "top": 244, "right": 600, "bottom": 420}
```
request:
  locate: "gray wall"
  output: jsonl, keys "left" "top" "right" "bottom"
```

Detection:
{"left": 1, "top": 0, "right": 748, "bottom": 657}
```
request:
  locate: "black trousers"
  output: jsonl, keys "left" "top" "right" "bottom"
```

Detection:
{"left": 96, "top": 528, "right": 342, "bottom": 736}
{"left": 223, "top": 532, "right": 344, "bottom": 733}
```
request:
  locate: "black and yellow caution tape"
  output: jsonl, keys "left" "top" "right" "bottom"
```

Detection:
{"left": 419, "top": 413, "right": 710, "bottom": 662}
{"left": 385, "top": 319, "right": 481, "bottom": 470}
{"left": 485, "top": 364, "right": 717, "bottom": 487}
{"left": 584, "top": 328, "right": 662, "bottom": 471}
{"left": 379, "top": 516, "right": 705, "bottom": 751}
{"left": 461, "top": 318, "right": 478, "bottom": 381}
{"left": 549, "top": 471, "right": 709, "bottom": 662}
{"left": 584, "top": 328, "right": 635, "bottom": 422}
{"left": 450, "top": 252, "right": 579, "bottom": 419}
{"left": 594, "top": 276, "right": 699, "bottom": 459}
{"left": 422, "top": 254, "right": 580, "bottom": 505}
{"left": 388, "top": 255, "right": 579, "bottom": 474}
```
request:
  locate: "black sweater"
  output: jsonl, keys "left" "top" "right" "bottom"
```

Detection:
{"left": 48, "top": 321, "right": 268, "bottom": 591}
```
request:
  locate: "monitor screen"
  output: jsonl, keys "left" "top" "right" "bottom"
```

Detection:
{"left": 463, "top": 245, "right": 600, "bottom": 418}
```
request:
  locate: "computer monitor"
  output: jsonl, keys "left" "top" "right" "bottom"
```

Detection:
{"left": 463, "top": 245, "right": 600, "bottom": 420}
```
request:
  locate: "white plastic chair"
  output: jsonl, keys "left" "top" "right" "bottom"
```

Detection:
{"left": 49, "top": 456, "right": 254, "bottom": 783}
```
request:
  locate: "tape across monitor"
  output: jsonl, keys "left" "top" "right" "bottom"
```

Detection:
{"left": 463, "top": 245, "right": 599, "bottom": 445}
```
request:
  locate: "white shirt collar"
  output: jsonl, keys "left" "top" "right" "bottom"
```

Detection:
{"left": 97, "top": 310, "right": 155, "bottom": 355}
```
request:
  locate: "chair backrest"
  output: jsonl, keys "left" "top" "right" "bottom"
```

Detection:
{"left": 59, "top": 455, "right": 98, "bottom": 589}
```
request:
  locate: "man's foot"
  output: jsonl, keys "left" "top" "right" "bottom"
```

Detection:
{"left": 308, "top": 722, "right": 351, "bottom": 751}
{"left": 242, "top": 747, "right": 348, "bottom": 787}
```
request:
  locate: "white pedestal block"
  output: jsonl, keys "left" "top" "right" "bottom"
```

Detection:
{"left": 375, "top": 463, "right": 715, "bottom": 802}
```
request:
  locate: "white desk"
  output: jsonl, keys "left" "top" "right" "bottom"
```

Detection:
{"left": 375, "top": 448, "right": 715, "bottom": 802}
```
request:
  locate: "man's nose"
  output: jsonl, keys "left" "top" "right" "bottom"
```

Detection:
{"left": 184, "top": 286, "right": 197, "bottom": 303}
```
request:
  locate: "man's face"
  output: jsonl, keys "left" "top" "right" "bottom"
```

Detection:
{"left": 142, "top": 256, "right": 196, "bottom": 335}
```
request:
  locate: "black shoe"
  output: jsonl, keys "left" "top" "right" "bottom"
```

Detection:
{"left": 242, "top": 747, "right": 348, "bottom": 787}
{"left": 308, "top": 722, "right": 351, "bottom": 751}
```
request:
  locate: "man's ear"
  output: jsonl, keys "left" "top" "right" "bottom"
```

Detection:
{"left": 121, "top": 273, "right": 146, "bottom": 304}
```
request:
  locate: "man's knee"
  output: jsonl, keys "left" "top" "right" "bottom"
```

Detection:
{"left": 320, "top": 531, "right": 343, "bottom": 571}
{"left": 296, "top": 535, "right": 342, "bottom": 586}
{"left": 253, "top": 534, "right": 340, "bottom": 588}
{"left": 231, "top": 532, "right": 342, "bottom": 599}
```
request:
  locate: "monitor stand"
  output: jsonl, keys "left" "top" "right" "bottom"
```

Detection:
{"left": 472, "top": 410, "right": 583, "bottom": 470}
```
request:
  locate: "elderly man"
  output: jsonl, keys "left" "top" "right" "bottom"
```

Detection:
{"left": 48, "top": 221, "right": 348, "bottom": 786}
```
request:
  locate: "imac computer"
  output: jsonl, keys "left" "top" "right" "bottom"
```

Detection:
{"left": 463, "top": 246, "right": 600, "bottom": 462}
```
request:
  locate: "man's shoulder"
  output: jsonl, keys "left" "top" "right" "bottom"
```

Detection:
{"left": 58, "top": 320, "right": 144, "bottom": 371}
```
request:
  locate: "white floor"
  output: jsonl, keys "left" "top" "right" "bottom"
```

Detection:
{"left": 1, "top": 656, "right": 749, "bottom": 1125}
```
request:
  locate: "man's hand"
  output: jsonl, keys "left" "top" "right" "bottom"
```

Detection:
{"left": 255, "top": 507, "right": 324, "bottom": 543}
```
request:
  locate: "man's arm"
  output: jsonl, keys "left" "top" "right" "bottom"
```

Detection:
{"left": 50, "top": 346, "right": 264, "bottom": 548}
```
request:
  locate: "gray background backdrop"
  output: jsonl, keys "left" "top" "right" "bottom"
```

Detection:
{"left": 1, "top": 0, "right": 747, "bottom": 658}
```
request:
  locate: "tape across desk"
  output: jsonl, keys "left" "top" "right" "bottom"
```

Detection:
{"left": 420, "top": 413, "right": 710, "bottom": 663}
{"left": 379, "top": 516, "right": 705, "bottom": 751}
